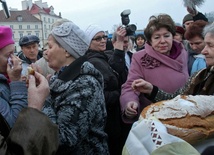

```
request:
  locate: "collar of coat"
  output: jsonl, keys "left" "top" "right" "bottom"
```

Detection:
{"left": 58, "top": 55, "right": 88, "bottom": 82}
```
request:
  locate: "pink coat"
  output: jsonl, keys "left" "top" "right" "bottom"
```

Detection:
{"left": 120, "top": 41, "right": 189, "bottom": 123}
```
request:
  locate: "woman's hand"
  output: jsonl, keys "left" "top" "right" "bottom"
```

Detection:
{"left": 28, "top": 71, "right": 50, "bottom": 110}
{"left": 132, "top": 79, "right": 153, "bottom": 94}
{"left": 7, "top": 54, "right": 22, "bottom": 81}
{"left": 124, "top": 101, "right": 138, "bottom": 119}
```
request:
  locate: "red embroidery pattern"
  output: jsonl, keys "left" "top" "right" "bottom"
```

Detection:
{"left": 141, "top": 54, "right": 161, "bottom": 69}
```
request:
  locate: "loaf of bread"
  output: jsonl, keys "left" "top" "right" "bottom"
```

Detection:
{"left": 141, "top": 95, "right": 214, "bottom": 144}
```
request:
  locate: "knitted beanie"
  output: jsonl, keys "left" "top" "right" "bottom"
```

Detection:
{"left": 85, "top": 24, "right": 104, "bottom": 42}
{"left": 182, "top": 14, "right": 193, "bottom": 24}
{"left": 51, "top": 21, "right": 90, "bottom": 59}
{"left": 0, "top": 26, "right": 14, "bottom": 49}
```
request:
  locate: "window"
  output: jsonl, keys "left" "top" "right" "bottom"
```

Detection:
{"left": 17, "top": 16, "right": 23, "bottom": 22}
{"left": 48, "top": 18, "right": 50, "bottom": 23}
{"left": 36, "top": 32, "right": 39, "bottom": 37}
{"left": 19, "top": 25, "right": 22, "bottom": 29}
{"left": 10, "top": 25, "right": 13, "bottom": 29}
{"left": 19, "top": 33, "right": 23, "bottom": 38}
{"left": 27, "top": 25, "right": 30, "bottom": 29}
{"left": 35, "top": 25, "right": 38, "bottom": 29}
{"left": 28, "top": 33, "right": 31, "bottom": 35}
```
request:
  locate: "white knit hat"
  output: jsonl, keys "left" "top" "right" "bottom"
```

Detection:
{"left": 51, "top": 21, "right": 90, "bottom": 59}
{"left": 85, "top": 24, "right": 104, "bottom": 42}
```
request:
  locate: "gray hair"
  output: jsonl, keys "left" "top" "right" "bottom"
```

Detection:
{"left": 203, "top": 22, "right": 214, "bottom": 37}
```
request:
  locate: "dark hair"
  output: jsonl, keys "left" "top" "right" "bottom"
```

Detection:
{"left": 184, "top": 20, "right": 208, "bottom": 40}
{"left": 144, "top": 14, "right": 176, "bottom": 45}
{"left": 134, "top": 34, "right": 146, "bottom": 44}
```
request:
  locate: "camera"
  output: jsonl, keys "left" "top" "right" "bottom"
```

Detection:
{"left": 120, "top": 9, "right": 137, "bottom": 36}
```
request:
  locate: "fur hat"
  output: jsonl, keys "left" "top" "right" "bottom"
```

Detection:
{"left": 85, "top": 24, "right": 104, "bottom": 42}
{"left": 51, "top": 21, "right": 90, "bottom": 59}
{"left": 0, "top": 26, "right": 14, "bottom": 49}
{"left": 182, "top": 14, "right": 193, "bottom": 24}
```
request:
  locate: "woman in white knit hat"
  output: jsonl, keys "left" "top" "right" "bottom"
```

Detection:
{"left": 85, "top": 24, "right": 128, "bottom": 155}
{"left": 42, "top": 21, "right": 109, "bottom": 155}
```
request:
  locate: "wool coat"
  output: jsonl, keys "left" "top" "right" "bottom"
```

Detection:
{"left": 153, "top": 66, "right": 214, "bottom": 102}
{"left": 120, "top": 41, "right": 189, "bottom": 123}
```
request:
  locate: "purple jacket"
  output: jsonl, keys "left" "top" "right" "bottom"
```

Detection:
{"left": 120, "top": 41, "right": 189, "bottom": 123}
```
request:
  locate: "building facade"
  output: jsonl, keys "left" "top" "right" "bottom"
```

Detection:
{"left": 0, "top": 0, "right": 61, "bottom": 52}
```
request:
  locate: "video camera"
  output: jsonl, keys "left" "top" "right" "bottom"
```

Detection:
{"left": 120, "top": 9, "right": 137, "bottom": 36}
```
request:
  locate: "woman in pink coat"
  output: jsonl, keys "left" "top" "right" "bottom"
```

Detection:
{"left": 120, "top": 14, "right": 189, "bottom": 124}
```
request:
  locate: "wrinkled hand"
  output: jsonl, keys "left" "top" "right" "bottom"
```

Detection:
{"left": 28, "top": 71, "right": 50, "bottom": 110}
{"left": 7, "top": 54, "right": 22, "bottom": 81}
{"left": 132, "top": 79, "right": 153, "bottom": 94}
{"left": 124, "top": 101, "right": 138, "bottom": 119}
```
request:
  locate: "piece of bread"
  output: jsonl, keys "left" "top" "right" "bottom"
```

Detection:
{"left": 141, "top": 95, "right": 214, "bottom": 144}
{"left": 26, "top": 66, "right": 35, "bottom": 84}
{"left": 27, "top": 66, "right": 35, "bottom": 75}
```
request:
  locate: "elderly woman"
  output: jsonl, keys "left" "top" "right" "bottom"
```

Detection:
{"left": 132, "top": 22, "right": 214, "bottom": 100}
{"left": 42, "top": 21, "right": 109, "bottom": 154}
{"left": 0, "top": 26, "right": 27, "bottom": 128}
{"left": 120, "top": 14, "right": 189, "bottom": 123}
{"left": 128, "top": 21, "right": 214, "bottom": 155}
{"left": 85, "top": 24, "right": 128, "bottom": 155}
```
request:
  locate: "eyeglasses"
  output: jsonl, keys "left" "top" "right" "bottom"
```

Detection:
{"left": 92, "top": 35, "right": 108, "bottom": 42}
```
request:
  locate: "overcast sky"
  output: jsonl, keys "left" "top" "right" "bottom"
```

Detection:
{"left": 5, "top": 0, "right": 214, "bottom": 32}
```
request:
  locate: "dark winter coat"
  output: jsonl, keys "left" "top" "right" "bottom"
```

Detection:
{"left": 85, "top": 49, "right": 128, "bottom": 155}
{"left": 0, "top": 108, "right": 59, "bottom": 155}
{"left": 42, "top": 56, "right": 109, "bottom": 155}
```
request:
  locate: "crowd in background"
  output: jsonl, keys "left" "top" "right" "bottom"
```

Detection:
{"left": 0, "top": 4, "right": 214, "bottom": 155}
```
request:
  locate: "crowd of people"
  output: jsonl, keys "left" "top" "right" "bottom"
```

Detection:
{"left": 0, "top": 5, "right": 214, "bottom": 155}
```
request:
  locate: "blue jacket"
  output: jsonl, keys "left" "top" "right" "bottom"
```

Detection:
{"left": 0, "top": 74, "right": 27, "bottom": 127}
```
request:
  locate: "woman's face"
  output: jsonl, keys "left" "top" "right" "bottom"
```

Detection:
{"left": 201, "top": 32, "right": 214, "bottom": 66}
{"left": 136, "top": 37, "right": 145, "bottom": 47}
{"left": 174, "top": 32, "right": 183, "bottom": 43}
{"left": 45, "top": 35, "right": 67, "bottom": 72}
{"left": 89, "top": 32, "right": 107, "bottom": 52}
{"left": 188, "top": 36, "right": 205, "bottom": 54}
{"left": 0, "top": 44, "right": 14, "bottom": 73}
{"left": 150, "top": 27, "right": 173, "bottom": 55}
